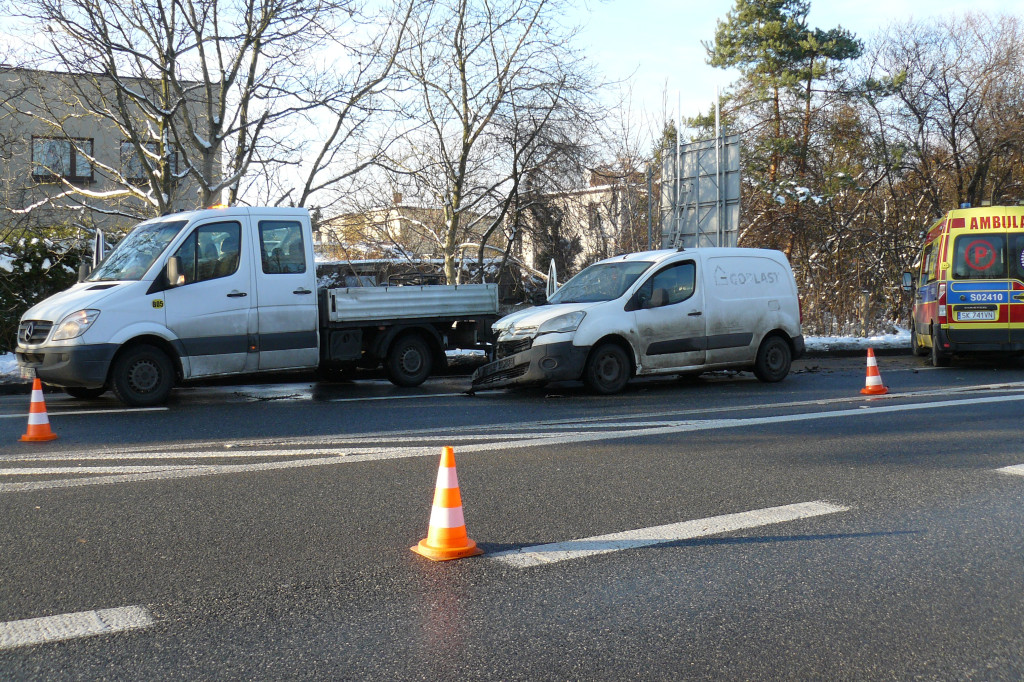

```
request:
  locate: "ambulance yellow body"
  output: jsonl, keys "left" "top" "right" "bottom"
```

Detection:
{"left": 904, "top": 205, "right": 1024, "bottom": 366}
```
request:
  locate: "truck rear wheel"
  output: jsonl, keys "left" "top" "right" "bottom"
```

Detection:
{"left": 111, "top": 344, "right": 175, "bottom": 406}
{"left": 583, "top": 343, "right": 630, "bottom": 394}
{"left": 753, "top": 335, "right": 791, "bottom": 382}
{"left": 385, "top": 334, "right": 433, "bottom": 387}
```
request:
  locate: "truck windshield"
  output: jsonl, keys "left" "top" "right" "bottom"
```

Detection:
{"left": 88, "top": 219, "right": 187, "bottom": 281}
{"left": 549, "top": 261, "right": 653, "bottom": 303}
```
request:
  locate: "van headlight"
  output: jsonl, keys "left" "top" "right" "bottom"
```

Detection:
{"left": 51, "top": 309, "right": 101, "bottom": 340}
{"left": 537, "top": 311, "right": 585, "bottom": 335}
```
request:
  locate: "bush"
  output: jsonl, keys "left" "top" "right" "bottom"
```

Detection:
{"left": 0, "top": 239, "right": 85, "bottom": 353}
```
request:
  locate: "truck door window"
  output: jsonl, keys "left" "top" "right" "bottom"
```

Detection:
{"left": 171, "top": 221, "right": 242, "bottom": 285}
{"left": 259, "top": 220, "right": 306, "bottom": 274}
{"left": 952, "top": 234, "right": 1007, "bottom": 280}
{"left": 638, "top": 262, "right": 696, "bottom": 308}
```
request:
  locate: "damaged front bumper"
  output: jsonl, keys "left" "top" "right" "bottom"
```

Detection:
{"left": 471, "top": 339, "right": 590, "bottom": 390}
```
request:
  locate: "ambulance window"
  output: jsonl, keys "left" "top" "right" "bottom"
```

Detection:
{"left": 1010, "top": 233, "right": 1024, "bottom": 281}
{"left": 951, "top": 234, "right": 1007, "bottom": 280}
{"left": 919, "top": 245, "right": 935, "bottom": 284}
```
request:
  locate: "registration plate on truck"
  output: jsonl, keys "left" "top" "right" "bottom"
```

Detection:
{"left": 957, "top": 310, "right": 996, "bottom": 321}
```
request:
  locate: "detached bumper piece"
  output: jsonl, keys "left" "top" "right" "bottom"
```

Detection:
{"left": 471, "top": 340, "right": 589, "bottom": 390}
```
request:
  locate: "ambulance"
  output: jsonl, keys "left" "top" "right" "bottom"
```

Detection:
{"left": 903, "top": 204, "right": 1024, "bottom": 366}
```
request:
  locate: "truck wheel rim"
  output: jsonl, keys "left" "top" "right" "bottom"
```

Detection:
{"left": 128, "top": 360, "right": 159, "bottom": 393}
{"left": 400, "top": 348, "right": 423, "bottom": 374}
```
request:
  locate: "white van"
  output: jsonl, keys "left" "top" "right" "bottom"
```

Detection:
{"left": 471, "top": 247, "right": 804, "bottom": 393}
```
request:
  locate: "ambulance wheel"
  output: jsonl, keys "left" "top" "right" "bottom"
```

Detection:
{"left": 910, "top": 324, "right": 927, "bottom": 356}
{"left": 583, "top": 343, "right": 631, "bottom": 394}
{"left": 753, "top": 335, "right": 791, "bottom": 382}
{"left": 64, "top": 386, "right": 107, "bottom": 400}
{"left": 111, "top": 344, "right": 175, "bottom": 407}
{"left": 930, "top": 331, "right": 951, "bottom": 367}
{"left": 385, "top": 333, "right": 433, "bottom": 387}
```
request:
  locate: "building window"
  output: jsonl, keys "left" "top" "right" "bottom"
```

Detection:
{"left": 31, "top": 137, "right": 94, "bottom": 183}
{"left": 121, "top": 141, "right": 178, "bottom": 183}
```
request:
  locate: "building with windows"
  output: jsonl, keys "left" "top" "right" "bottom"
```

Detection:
{"left": 0, "top": 66, "right": 210, "bottom": 242}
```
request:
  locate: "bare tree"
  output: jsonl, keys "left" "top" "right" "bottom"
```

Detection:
{"left": 4, "top": 0, "right": 416, "bottom": 223}
{"left": 383, "top": 0, "right": 601, "bottom": 284}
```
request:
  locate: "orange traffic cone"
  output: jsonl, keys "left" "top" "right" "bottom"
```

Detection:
{"left": 411, "top": 446, "right": 483, "bottom": 561}
{"left": 860, "top": 348, "right": 888, "bottom": 395}
{"left": 20, "top": 378, "right": 58, "bottom": 442}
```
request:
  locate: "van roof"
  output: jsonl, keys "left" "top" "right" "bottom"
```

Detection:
{"left": 594, "top": 247, "right": 788, "bottom": 267}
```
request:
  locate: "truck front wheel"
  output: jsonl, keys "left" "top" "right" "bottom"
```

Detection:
{"left": 111, "top": 344, "right": 175, "bottom": 406}
{"left": 385, "top": 334, "right": 433, "bottom": 387}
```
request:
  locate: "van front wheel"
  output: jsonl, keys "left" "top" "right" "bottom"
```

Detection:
{"left": 583, "top": 343, "right": 630, "bottom": 394}
{"left": 910, "top": 322, "right": 927, "bottom": 356}
{"left": 753, "top": 335, "right": 792, "bottom": 382}
{"left": 111, "top": 344, "right": 175, "bottom": 406}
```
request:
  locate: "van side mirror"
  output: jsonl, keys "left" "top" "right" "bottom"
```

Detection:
{"left": 901, "top": 271, "right": 914, "bottom": 292}
{"left": 78, "top": 263, "right": 92, "bottom": 283}
{"left": 166, "top": 256, "right": 182, "bottom": 288}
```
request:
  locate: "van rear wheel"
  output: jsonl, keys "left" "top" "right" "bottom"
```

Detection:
{"left": 753, "top": 335, "right": 791, "bottom": 382}
{"left": 930, "top": 330, "right": 951, "bottom": 367}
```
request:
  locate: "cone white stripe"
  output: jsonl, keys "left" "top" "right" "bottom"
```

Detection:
{"left": 428, "top": 504, "right": 465, "bottom": 528}
{"left": 27, "top": 413, "right": 50, "bottom": 426}
{"left": 867, "top": 357, "right": 878, "bottom": 367}
{"left": 435, "top": 466, "right": 458, "bottom": 489}
{"left": 31, "top": 388, "right": 44, "bottom": 401}
{"left": 865, "top": 376, "right": 883, "bottom": 386}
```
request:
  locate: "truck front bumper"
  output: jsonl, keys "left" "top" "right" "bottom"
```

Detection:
{"left": 471, "top": 340, "right": 589, "bottom": 390}
{"left": 16, "top": 343, "right": 119, "bottom": 388}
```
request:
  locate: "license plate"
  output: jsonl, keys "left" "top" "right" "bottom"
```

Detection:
{"left": 473, "top": 355, "right": 516, "bottom": 380}
{"left": 957, "top": 310, "right": 996, "bottom": 321}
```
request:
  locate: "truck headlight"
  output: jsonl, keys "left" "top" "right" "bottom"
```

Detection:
{"left": 537, "top": 311, "right": 585, "bottom": 335}
{"left": 51, "top": 309, "right": 100, "bottom": 341}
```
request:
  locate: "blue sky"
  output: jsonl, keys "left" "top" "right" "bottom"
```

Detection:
{"left": 572, "top": 0, "right": 1022, "bottom": 130}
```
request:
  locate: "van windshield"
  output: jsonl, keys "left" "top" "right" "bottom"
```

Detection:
{"left": 88, "top": 219, "right": 187, "bottom": 281}
{"left": 549, "top": 261, "right": 653, "bottom": 303}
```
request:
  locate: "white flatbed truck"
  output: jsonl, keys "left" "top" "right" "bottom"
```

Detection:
{"left": 15, "top": 206, "right": 499, "bottom": 406}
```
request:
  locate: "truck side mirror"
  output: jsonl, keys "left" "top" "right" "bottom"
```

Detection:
{"left": 166, "top": 256, "right": 182, "bottom": 288}
{"left": 901, "top": 271, "right": 914, "bottom": 292}
{"left": 78, "top": 263, "right": 92, "bottom": 283}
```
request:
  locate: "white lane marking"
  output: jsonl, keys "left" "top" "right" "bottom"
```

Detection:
{"left": 6, "top": 393, "right": 1024, "bottom": 493}
{"left": 996, "top": 465, "right": 1024, "bottom": 476}
{"left": 0, "top": 606, "right": 154, "bottom": 650}
{"left": 489, "top": 500, "right": 850, "bottom": 568}
{"left": 327, "top": 393, "right": 465, "bottom": 403}
{"left": 0, "top": 407, "right": 168, "bottom": 419}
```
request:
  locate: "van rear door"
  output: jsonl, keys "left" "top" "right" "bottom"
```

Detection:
{"left": 251, "top": 215, "right": 319, "bottom": 370}
{"left": 946, "top": 218, "right": 1012, "bottom": 345}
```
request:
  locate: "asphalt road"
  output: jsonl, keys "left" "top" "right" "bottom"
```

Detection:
{"left": 1, "top": 354, "right": 1024, "bottom": 680}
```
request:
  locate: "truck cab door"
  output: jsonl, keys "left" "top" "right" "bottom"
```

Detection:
{"left": 632, "top": 260, "right": 706, "bottom": 371}
{"left": 252, "top": 216, "right": 319, "bottom": 370}
{"left": 163, "top": 219, "right": 254, "bottom": 377}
